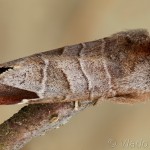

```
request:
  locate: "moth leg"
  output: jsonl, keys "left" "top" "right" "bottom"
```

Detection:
{"left": 74, "top": 101, "right": 79, "bottom": 111}
{"left": 93, "top": 99, "right": 99, "bottom": 105}
{"left": 93, "top": 97, "right": 105, "bottom": 106}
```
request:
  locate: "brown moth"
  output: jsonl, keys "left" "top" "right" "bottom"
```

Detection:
{"left": 0, "top": 29, "right": 150, "bottom": 105}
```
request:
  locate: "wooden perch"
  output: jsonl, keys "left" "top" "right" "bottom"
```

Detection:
{"left": 0, "top": 29, "right": 150, "bottom": 149}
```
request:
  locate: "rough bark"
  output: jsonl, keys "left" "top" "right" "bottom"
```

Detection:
{"left": 0, "top": 29, "right": 150, "bottom": 149}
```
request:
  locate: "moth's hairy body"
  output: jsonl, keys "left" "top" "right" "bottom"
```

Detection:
{"left": 0, "top": 29, "right": 150, "bottom": 104}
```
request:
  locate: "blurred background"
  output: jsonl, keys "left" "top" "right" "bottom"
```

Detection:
{"left": 0, "top": 0, "right": 150, "bottom": 150}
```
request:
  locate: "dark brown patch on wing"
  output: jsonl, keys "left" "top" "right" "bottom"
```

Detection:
{"left": 0, "top": 84, "right": 39, "bottom": 104}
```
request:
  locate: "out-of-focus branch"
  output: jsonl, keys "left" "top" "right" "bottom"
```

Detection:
{"left": 0, "top": 101, "right": 94, "bottom": 150}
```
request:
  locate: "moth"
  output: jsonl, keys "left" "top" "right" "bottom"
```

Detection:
{"left": 0, "top": 29, "right": 150, "bottom": 105}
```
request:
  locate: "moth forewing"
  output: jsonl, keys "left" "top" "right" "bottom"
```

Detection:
{"left": 0, "top": 29, "right": 150, "bottom": 105}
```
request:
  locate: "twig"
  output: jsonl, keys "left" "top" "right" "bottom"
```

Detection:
{"left": 0, "top": 101, "right": 94, "bottom": 150}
